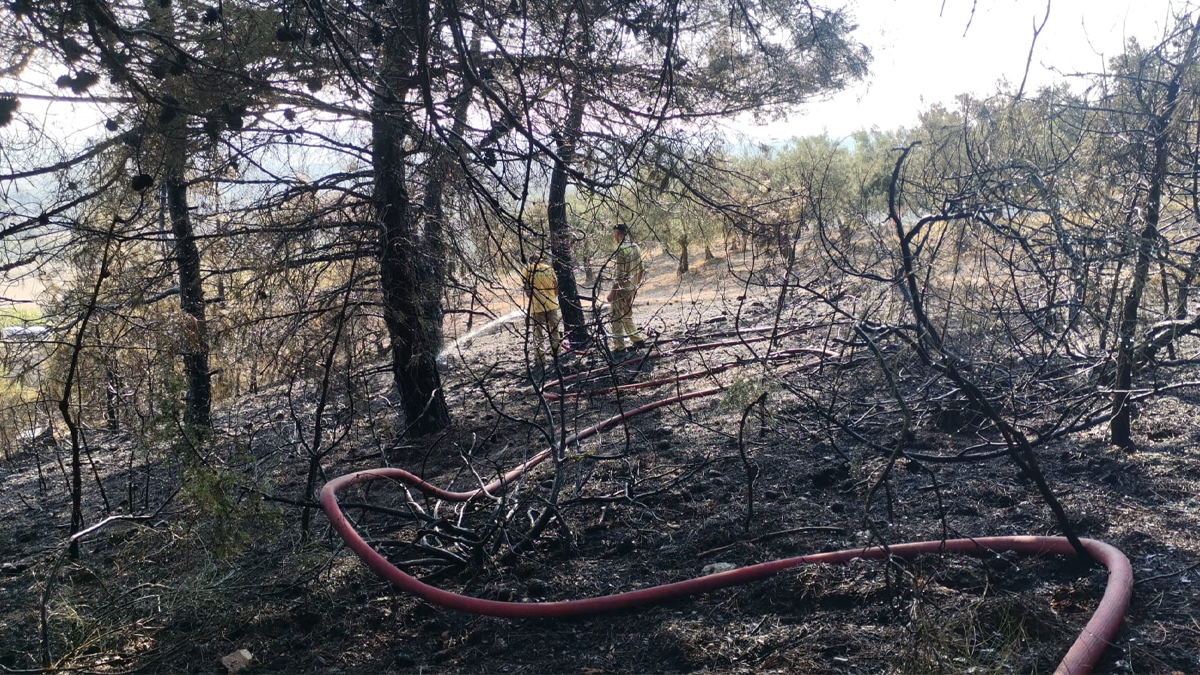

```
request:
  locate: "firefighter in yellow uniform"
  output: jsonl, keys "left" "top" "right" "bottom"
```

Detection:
{"left": 606, "top": 223, "right": 647, "bottom": 352}
{"left": 523, "top": 260, "right": 562, "bottom": 362}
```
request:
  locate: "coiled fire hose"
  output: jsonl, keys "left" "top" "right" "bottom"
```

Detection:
{"left": 321, "top": 337, "right": 1131, "bottom": 675}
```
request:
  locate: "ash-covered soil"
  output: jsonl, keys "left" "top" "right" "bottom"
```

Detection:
{"left": 2, "top": 252, "right": 1198, "bottom": 674}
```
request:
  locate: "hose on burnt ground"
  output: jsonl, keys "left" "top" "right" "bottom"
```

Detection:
{"left": 320, "top": 340, "right": 1131, "bottom": 675}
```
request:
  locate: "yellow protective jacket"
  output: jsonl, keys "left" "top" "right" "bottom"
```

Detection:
{"left": 523, "top": 262, "right": 559, "bottom": 314}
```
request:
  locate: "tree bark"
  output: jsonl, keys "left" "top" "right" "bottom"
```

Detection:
{"left": 147, "top": 0, "right": 211, "bottom": 431}
{"left": 105, "top": 358, "right": 120, "bottom": 431}
{"left": 677, "top": 232, "right": 689, "bottom": 274}
{"left": 419, "top": 79, "right": 473, "bottom": 352}
{"left": 374, "top": 27, "right": 451, "bottom": 436}
{"left": 547, "top": 79, "right": 589, "bottom": 346}
{"left": 166, "top": 175, "right": 211, "bottom": 430}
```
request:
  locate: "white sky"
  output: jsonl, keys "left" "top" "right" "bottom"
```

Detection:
{"left": 735, "top": 0, "right": 1191, "bottom": 141}
{"left": 8, "top": 1, "right": 1188, "bottom": 147}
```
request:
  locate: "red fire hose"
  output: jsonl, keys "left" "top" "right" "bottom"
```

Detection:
{"left": 321, "top": 476, "right": 1127, "bottom": 675}
{"left": 320, "top": 346, "right": 1131, "bottom": 674}
{"left": 327, "top": 386, "right": 724, "bottom": 503}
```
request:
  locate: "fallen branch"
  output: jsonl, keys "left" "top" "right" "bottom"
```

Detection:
{"left": 696, "top": 525, "right": 846, "bottom": 559}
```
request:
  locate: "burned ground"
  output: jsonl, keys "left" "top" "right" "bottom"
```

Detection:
{"left": 1, "top": 253, "right": 1198, "bottom": 674}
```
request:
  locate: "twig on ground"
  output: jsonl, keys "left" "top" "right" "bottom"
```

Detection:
{"left": 1134, "top": 559, "right": 1200, "bottom": 586}
{"left": 696, "top": 525, "right": 846, "bottom": 559}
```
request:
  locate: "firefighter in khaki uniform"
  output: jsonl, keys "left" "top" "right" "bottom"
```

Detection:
{"left": 522, "top": 260, "right": 562, "bottom": 362}
{"left": 606, "top": 223, "right": 647, "bottom": 352}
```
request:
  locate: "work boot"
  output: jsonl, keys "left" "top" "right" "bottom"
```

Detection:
{"left": 561, "top": 339, "right": 581, "bottom": 356}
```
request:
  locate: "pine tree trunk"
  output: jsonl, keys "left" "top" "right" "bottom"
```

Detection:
{"left": 419, "top": 78, "right": 473, "bottom": 352}
{"left": 420, "top": 164, "right": 448, "bottom": 353}
{"left": 373, "top": 28, "right": 450, "bottom": 436}
{"left": 547, "top": 79, "right": 590, "bottom": 346}
{"left": 147, "top": 0, "right": 211, "bottom": 431}
{"left": 677, "top": 232, "right": 689, "bottom": 274}
{"left": 105, "top": 359, "right": 120, "bottom": 431}
{"left": 166, "top": 176, "right": 211, "bottom": 430}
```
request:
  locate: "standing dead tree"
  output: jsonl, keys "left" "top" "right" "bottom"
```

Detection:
{"left": 881, "top": 142, "right": 1088, "bottom": 557}
{"left": 1108, "top": 19, "right": 1200, "bottom": 447}
{"left": 58, "top": 220, "right": 120, "bottom": 560}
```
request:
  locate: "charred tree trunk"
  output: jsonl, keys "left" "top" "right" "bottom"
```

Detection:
{"left": 374, "top": 27, "right": 451, "bottom": 436}
{"left": 547, "top": 78, "right": 589, "bottom": 346}
{"left": 419, "top": 79, "right": 473, "bottom": 352}
{"left": 105, "top": 358, "right": 120, "bottom": 432}
{"left": 148, "top": 0, "right": 210, "bottom": 432}
{"left": 420, "top": 157, "right": 450, "bottom": 353}
{"left": 677, "top": 232, "right": 689, "bottom": 274}
{"left": 887, "top": 144, "right": 1089, "bottom": 560}
{"left": 1179, "top": 115, "right": 1200, "bottom": 321}
{"left": 1111, "top": 22, "right": 1200, "bottom": 447}
{"left": 63, "top": 225, "right": 117, "bottom": 559}
{"left": 167, "top": 175, "right": 211, "bottom": 430}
